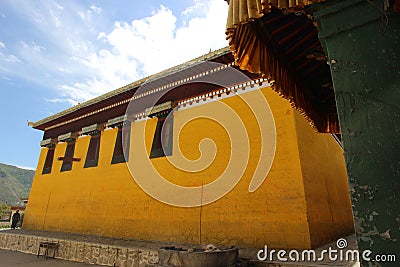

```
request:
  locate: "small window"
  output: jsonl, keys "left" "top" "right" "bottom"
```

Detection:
{"left": 111, "top": 125, "right": 131, "bottom": 164}
{"left": 84, "top": 134, "right": 101, "bottom": 168}
{"left": 42, "top": 147, "right": 55, "bottom": 174}
{"left": 150, "top": 115, "right": 173, "bottom": 158}
{"left": 60, "top": 141, "right": 76, "bottom": 172}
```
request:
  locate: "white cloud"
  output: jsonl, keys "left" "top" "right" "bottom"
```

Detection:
{"left": 57, "top": 66, "right": 71, "bottom": 73}
{"left": 59, "top": 50, "right": 140, "bottom": 102}
{"left": 45, "top": 97, "right": 77, "bottom": 106}
{"left": 0, "top": 41, "right": 5, "bottom": 49}
{"left": 56, "top": 0, "right": 228, "bottom": 104}
{"left": 89, "top": 5, "right": 102, "bottom": 14}
{"left": 101, "top": 0, "right": 228, "bottom": 76}
{"left": 36, "top": 2, "right": 63, "bottom": 27}
{"left": 58, "top": 54, "right": 139, "bottom": 103}
{"left": 78, "top": 4, "right": 102, "bottom": 22}
{"left": 97, "top": 32, "right": 107, "bottom": 40}
{"left": 181, "top": 0, "right": 205, "bottom": 16}
{"left": 22, "top": 41, "right": 46, "bottom": 53}
{"left": 77, "top": 11, "right": 85, "bottom": 20}
{"left": 55, "top": 2, "right": 64, "bottom": 11}
{"left": 50, "top": 9, "right": 61, "bottom": 27}
{"left": 2, "top": 0, "right": 229, "bottom": 105}
{"left": 0, "top": 52, "right": 21, "bottom": 63}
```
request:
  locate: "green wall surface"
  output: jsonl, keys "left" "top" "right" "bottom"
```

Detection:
{"left": 313, "top": 0, "right": 400, "bottom": 266}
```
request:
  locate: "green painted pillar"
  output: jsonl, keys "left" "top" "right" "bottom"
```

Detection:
{"left": 313, "top": 0, "right": 399, "bottom": 266}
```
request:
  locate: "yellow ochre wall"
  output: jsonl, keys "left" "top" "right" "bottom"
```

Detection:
{"left": 24, "top": 86, "right": 353, "bottom": 249}
{"left": 293, "top": 112, "right": 354, "bottom": 248}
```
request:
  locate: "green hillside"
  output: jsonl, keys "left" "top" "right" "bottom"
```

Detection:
{"left": 0, "top": 163, "right": 35, "bottom": 206}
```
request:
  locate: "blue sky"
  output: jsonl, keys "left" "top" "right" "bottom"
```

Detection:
{"left": 0, "top": 0, "right": 228, "bottom": 169}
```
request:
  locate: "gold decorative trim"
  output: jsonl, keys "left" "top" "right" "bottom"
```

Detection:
{"left": 32, "top": 47, "right": 232, "bottom": 129}
{"left": 42, "top": 60, "right": 236, "bottom": 131}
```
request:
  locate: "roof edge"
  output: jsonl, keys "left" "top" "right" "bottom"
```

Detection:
{"left": 32, "top": 46, "right": 231, "bottom": 129}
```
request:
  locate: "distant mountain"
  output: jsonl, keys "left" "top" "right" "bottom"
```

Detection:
{"left": 0, "top": 163, "right": 35, "bottom": 206}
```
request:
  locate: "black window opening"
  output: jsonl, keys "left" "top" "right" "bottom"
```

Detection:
{"left": 42, "top": 147, "right": 55, "bottom": 174}
{"left": 111, "top": 125, "right": 131, "bottom": 164}
{"left": 60, "top": 141, "right": 76, "bottom": 172}
{"left": 84, "top": 134, "right": 101, "bottom": 168}
{"left": 150, "top": 115, "right": 173, "bottom": 159}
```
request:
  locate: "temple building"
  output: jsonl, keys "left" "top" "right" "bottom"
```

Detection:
{"left": 25, "top": 47, "right": 354, "bottom": 250}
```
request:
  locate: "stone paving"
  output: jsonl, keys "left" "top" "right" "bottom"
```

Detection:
{"left": 0, "top": 229, "right": 159, "bottom": 267}
{"left": 0, "top": 229, "right": 359, "bottom": 267}
{"left": 0, "top": 249, "right": 104, "bottom": 267}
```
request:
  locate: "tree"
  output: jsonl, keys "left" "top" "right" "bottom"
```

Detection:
{"left": 0, "top": 203, "right": 11, "bottom": 220}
